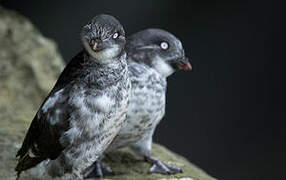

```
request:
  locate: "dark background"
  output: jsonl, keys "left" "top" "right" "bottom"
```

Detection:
{"left": 1, "top": 0, "right": 284, "bottom": 179}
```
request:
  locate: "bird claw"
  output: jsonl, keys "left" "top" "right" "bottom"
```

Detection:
{"left": 145, "top": 156, "right": 183, "bottom": 175}
{"left": 83, "top": 161, "right": 114, "bottom": 179}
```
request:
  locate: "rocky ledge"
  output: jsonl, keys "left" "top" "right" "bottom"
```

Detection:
{"left": 0, "top": 5, "right": 216, "bottom": 180}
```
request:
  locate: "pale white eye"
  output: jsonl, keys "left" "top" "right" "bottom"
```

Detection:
{"left": 113, "top": 32, "right": 119, "bottom": 39}
{"left": 160, "top": 42, "right": 169, "bottom": 50}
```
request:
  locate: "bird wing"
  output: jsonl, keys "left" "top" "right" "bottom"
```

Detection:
{"left": 16, "top": 87, "right": 70, "bottom": 162}
{"left": 15, "top": 51, "right": 86, "bottom": 172}
{"left": 52, "top": 51, "right": 85, "bottom": 93}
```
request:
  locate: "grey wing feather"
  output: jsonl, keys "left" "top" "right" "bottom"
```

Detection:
{"left": 16, "top": 51, "right": 85, "bottom": 162}
{"left": 15, "top": 87, "right": 72, "bottom": 173}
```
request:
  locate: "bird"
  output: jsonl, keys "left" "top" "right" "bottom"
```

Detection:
{"left": 84, "top": 28, "right": 191, "bottom": 178}
{"left": 15, "top": 14, "right": 131, "bottom": 180}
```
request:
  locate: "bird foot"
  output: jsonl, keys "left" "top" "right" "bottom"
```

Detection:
{"left": 83, "top": 161, "right": 114, "bottom": 179}
{"left": 145, "top": 156, "right": 183, "bottom": 175}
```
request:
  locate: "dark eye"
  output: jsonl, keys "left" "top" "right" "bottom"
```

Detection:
{"left": 112, "top": 32, "right": 119, "bottom": 39}
{"left": 160, "top": 41, "right": 169, "bottom": 50}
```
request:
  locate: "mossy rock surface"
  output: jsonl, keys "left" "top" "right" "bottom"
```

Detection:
{"left": 94, "top": 144, "right": 217, "bottom": 180}
{"left": 0, "top": 5, "right": 216, "bottom": 180}
{"left": 0, "top": 4, "right": 64, "bottom": 179}
{"left": 0, "top": 4, "right": 65, "bottom": 142}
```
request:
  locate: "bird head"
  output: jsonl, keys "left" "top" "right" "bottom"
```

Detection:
{"left": 81, "top": 14, "right": 126, "bottom": 62}
{"left": 126, "top": 29, "right": 191, "bottom": 77}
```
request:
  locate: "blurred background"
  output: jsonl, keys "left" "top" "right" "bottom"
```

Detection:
{"left": 1, "top": 0, "right": 284, "bottom": 179}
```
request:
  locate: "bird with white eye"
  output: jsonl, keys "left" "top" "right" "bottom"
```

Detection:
{"left": 160, "top": 41, "right": 169, "bottom": 50}
{"left": 15, "top": 14, "right": 131, "bottom": 180}
{"left": 81, "top": 21, "right": 125, "bottom": 63}
{"left": 84, "top": 28, "right": 191, "bottom": 178}
{"left": 113, "top": 32, "right": 119, "bottom": 39}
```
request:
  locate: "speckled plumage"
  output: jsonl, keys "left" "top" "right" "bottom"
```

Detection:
{"left": 106, "top": 60, "right": 166, "bottom": 152}
{"left": 85, "top": 29, "right": 191, "bottom": 178}
{"left": 15, "top": 14, "right": 130, "bottom": 179}
{"left": 107, "top": 29, "right": 190, "bottom": 156}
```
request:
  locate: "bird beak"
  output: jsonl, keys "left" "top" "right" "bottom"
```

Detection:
{"left": 92, "top": 43, "right": 98, "bottom": 51}
{"left": 176, "top": 57, "right": 192, "bottom": 71}
{"left": 91, "top": 39, "right": 104, "bottom": 52}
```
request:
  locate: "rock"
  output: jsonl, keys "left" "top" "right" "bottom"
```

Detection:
{"left": 95, "top": 144, "right": 217, "bottom": 180}
{"left": 0, "top": 4, "right": 64, "bottom": 179}
{"left": 0, "top": 5, "right": 216, "bottom": 180}
{"left": 0, "top": 5, "right": 65, "bottom": 142}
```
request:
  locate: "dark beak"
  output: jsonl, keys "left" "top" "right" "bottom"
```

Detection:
{"left": 176, "top": 57, "right": 192, "bottom": 71}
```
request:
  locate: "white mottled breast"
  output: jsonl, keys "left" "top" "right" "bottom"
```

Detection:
{"left": 61, "top": 79, "right": 130, "bottom": 150}
{"left": 31, "top": 52, "right": 131, "bottom": 178}
{"left": 107, "top": 61, "right": 166, "bottom": 150}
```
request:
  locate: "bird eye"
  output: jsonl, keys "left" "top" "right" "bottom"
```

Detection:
{"left": 113, "top": 32, "right": 119, "bottom": 39}
{"left": 160, "top": 42, "right": 169, "bottom": 50}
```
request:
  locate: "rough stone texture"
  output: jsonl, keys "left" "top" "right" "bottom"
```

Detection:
{"left": 0, "top": 5, "right": 65, "bottom": 142}
{"left": 0, "top": 5, "right": 216, "bottom": 180}
{"left": 96, "top": 144, "right": 217, "bottom": 180}
{"left": 0, "top": 4, "right": 65, "bottom": 179}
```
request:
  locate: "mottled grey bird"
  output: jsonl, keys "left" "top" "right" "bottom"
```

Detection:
{"left": 84, "top": 29, "right": 191, "bottom": 178}
{"left": 15, "top": 14, "right": 130, "bottom": 179}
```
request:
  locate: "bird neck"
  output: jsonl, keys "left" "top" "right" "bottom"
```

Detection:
{"left": 83, "top": 47, "right": 125, "bottom": 65}
{"left": 81, "top": 50, "right": 128, "bottom": 88}
{"left": 151, "top": 57, "right": 175, "bottom": 78}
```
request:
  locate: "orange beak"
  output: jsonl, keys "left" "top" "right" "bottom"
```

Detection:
{"left": 92, "top": 43, "right": 98, "bottom": 51}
